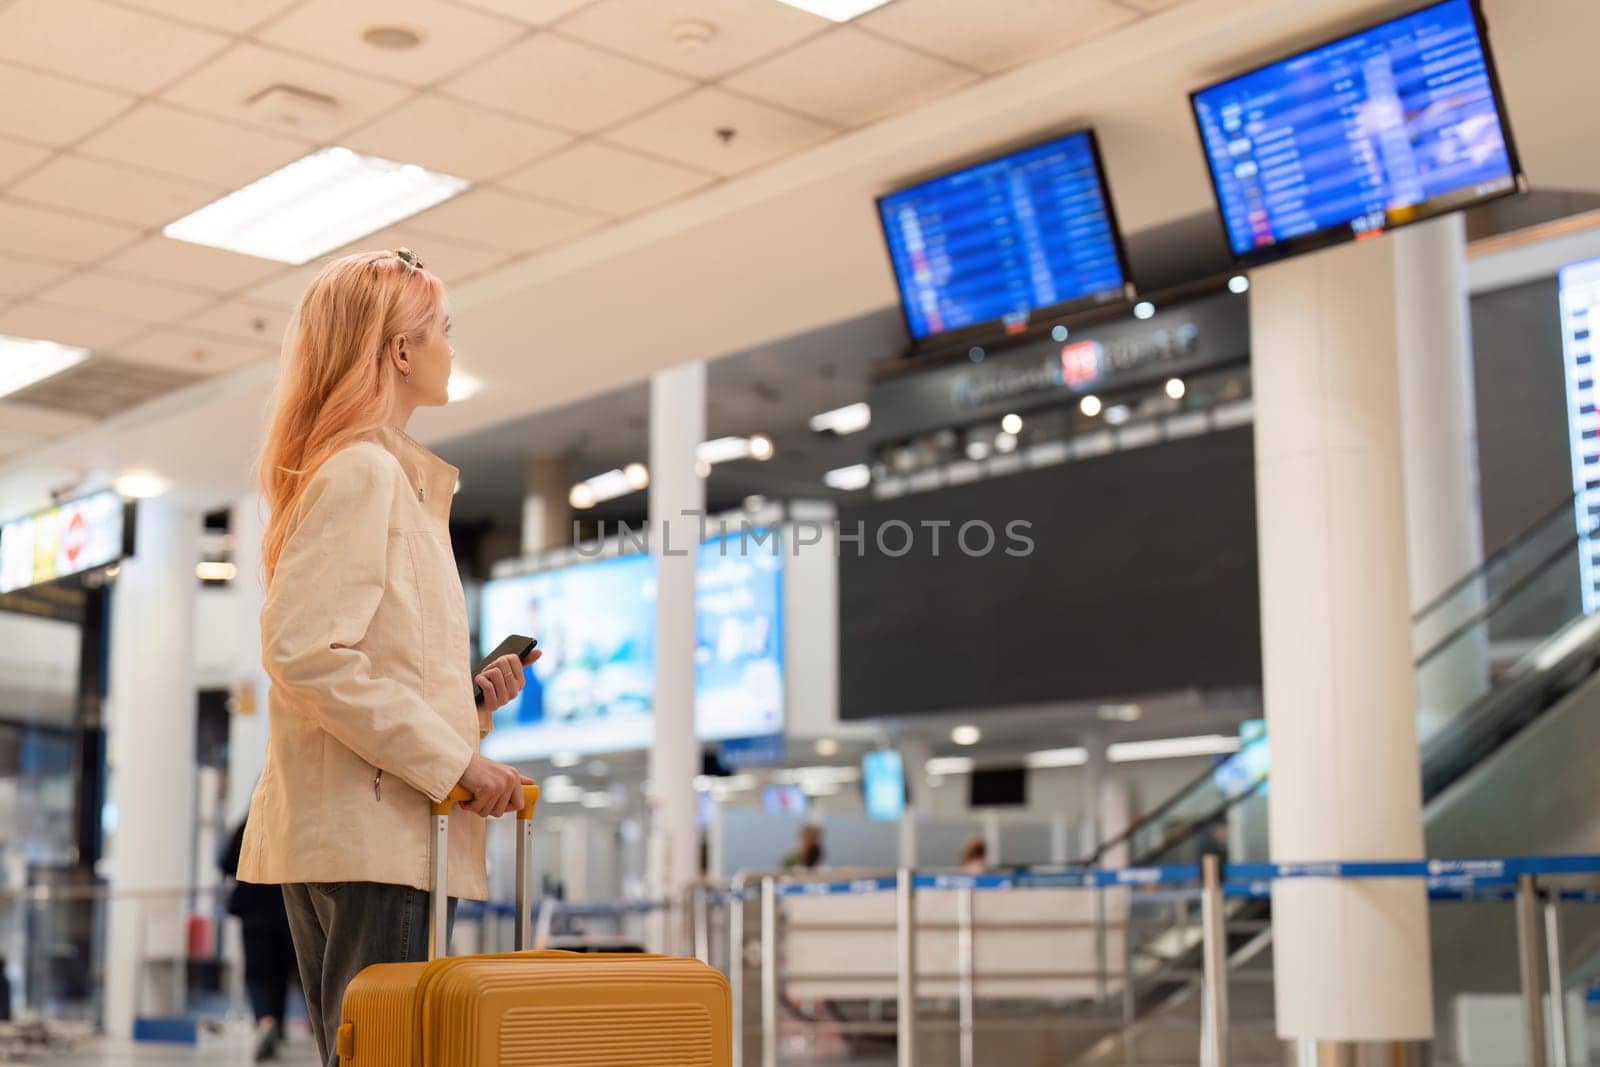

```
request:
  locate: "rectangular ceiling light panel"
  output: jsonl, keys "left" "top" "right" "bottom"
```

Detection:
{"left": 0, "top": 334, "right": 90, "bottom": 400}
{"left": 164, "top": 147, "right": 470, "bottom": 265}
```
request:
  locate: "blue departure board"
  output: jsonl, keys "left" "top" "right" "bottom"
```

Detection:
{"left": 877, "top": 130, "right": 1129, "bottom": 345}
{"left": 1192, "top": 0, "right": 1519, "bottom": 261}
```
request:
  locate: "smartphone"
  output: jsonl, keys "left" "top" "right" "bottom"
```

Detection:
{"left": 474, "top": 634, "right": 538, "bottom": 706}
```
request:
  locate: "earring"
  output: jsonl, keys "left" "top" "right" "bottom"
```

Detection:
{"left": 403, "top": 373, "right": 411, "bottom": 384}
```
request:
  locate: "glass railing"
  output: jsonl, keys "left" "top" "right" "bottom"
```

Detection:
{"left": 1097, "top": 493, "right": 1595, "bottom": 871}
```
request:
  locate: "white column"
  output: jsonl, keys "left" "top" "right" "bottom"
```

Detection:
{"left": 521, "top": 455, "right": 571, "bottom": 557}
{"left": 562, "top": 816, "right": 591, "bottom": 902}
{"left": 1253, "top": 235, "right": 1433, "bottom": 1044}
{"left": 646, "top": 362, "right": 704, "bottom": 946}
{"left": 103, "top": 499, "right": 200, "bottom": 1039}
{"left": 225, "top": 496, "right": 269, "bottom": 827}
{"left": 1394, "top": 215, "right": 1489, "bottom": 744}
{"left": 896, "top": 739, "right": 931, "bottom": 869}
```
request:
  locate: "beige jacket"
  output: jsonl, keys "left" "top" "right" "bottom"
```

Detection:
{"left": 239, "top": 426, "right": 490, "bottom": 899}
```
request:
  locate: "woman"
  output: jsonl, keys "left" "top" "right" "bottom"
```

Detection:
{"left": 237, "top": 249, "right": 536, "bottom": 1067}
{"left": 219, "top": 811, "right": 297, "bottom": 1061}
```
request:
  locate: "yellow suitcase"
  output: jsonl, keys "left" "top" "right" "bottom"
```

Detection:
{"left": 336, "top": 784, "right": 732, "bottom": 1066}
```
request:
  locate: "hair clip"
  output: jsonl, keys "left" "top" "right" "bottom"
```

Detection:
{"left": 394, "top": 247, "right": 425, "bottom": 270}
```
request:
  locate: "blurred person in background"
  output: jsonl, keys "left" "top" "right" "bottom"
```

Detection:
{"left": 782, "top": 824, "right": 825, "bottom": 870}
{"left": 238, "top": 248, "right": 538, "bottom": 1067}
{"left": 960, "top": 836, "right": 989, "bottom": 873}
{"left": 219, "top": 811, "right": 297, "bottom": 1062}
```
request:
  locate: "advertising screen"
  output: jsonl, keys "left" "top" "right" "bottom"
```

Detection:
{"left": 479, "top": 552, "right": 657, "bottom": 761}
{"left": 862, "top": 750, "right": 907, "bottom": 822}
{"left": 877, "top": 129, "right": 1129, "bottom": 346}
{"left": 696, "top": 528, "right": 784, "bottom": 742}
{"left": 1559, "top": 257, "right": 1600, "bottom": 615}
{"left": 1191, "top": 0, "right": 1520, "bottom": 263}
{"left": 0, "top": 490, "right": 128, "bottom": 595}
{"left": 478, "top": 527, "right": 787, "bottom": 760}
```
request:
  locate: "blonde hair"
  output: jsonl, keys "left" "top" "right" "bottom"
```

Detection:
{"left": 257, "top": 251, "right": 445, "bottom": 584}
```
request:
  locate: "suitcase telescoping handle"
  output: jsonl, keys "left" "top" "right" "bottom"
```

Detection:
{"left": 429, "top": 783, "right": 540, "bottom": 960}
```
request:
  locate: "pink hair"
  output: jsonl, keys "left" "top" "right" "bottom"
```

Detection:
{"left": 256, "top": 251, "right": 444, "bottom": 584}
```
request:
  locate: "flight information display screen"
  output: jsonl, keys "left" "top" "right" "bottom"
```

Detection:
{"left": 1191, "top": 0, "right": 1520, "bottom": 262}
{"left": 877, "top": 130, "right": 1130, "bottom": 346}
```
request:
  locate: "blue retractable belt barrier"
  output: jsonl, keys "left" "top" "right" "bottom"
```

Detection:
{"left": 777, "top": 876, "right": 898, "bottom": 897}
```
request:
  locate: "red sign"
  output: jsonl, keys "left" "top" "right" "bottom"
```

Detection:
{"left": 63, "top": 511, "right": 87, "bottom": 565}
{"left": 1060, "top": 340, "right": 1103, "bottom": 388}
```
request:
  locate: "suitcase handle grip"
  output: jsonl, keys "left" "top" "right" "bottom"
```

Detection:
{"left": 432, "top": 783, "right": 540, "bottom": 820}
{"left": 431, "top": 782, "right": 540, "bottom": 959}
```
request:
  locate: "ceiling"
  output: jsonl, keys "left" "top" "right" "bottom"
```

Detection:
{"left": 0, "top": 0, "right": 1188, "bottom": 460}
{"left": 444, "top": 306, "right": 902, "bottom": 529}
{"left": 2, "top": 0, "right": 1598, "bottom": 517}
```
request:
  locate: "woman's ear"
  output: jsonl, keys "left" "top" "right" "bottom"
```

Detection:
{"left": 392, "top": 335, "right": 410, "bottom": 377}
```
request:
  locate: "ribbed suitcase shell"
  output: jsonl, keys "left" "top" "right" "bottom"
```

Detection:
{"left": 339, "top": 949, "right": 731, "bottom": 1066}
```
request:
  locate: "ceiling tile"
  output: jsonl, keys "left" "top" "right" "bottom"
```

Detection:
{"left": 0, "top": 0, "right": 228, "bottom": 95}
{"left": 183, "top": 299, "right": 293, "bottom": 346}
{"left": 0, "top": 401, "right": 96, "bottom": 438}
{"left": 256, "top": 0, "right": 520, "bottom": 86}
{"left": 0, "top": 134, "right": 51, "bottom": 186}
{"left": 0, "top": 200, "right": 141, "bottom": 265}
{"left": 77, "top": 103, "right": 312, "bottom": 189}
{"left": 0, "top": 255, "right": 73, "bottom": 301}
{"left": 9, "top": 155, "right": 222, "bottom": 228}
{"left": 336, "top": 228, "right": 512, "bottom": 283}
{"left": 557, "top": 0, "right": 826, "bottom": 80}
{"left": 449, "top": 0, "right": 590, "bottom": 24}
{"left": 725, "top": 26, "right": 977, "bottom": 127}
{"left": 604, "top": 87, "right": 836, "bottom": 176}
{"left": 344, "top": 94, "right": 571, "bottom": 181}
{"left": 407, "top": 188, "right": 604, "bottom": 253}
{"left": 441, "top": 34, "right": 692, "bottom": 134}
{"left": 499, "top": 141, "right": 714, "bottom": 217}
{"left": 101, "top": 236, "right": 285, "bottom": 292}
{"left": 243, "top": 263, "right": 324, "bottom": 307}
{"left": 859, "top": 0, "right": 1137, "bottom": 74}
{"left": 33, "top": 271, "right": 217, "bottom": 324}
{"left": 161, "top": 42, "right": 414, "bottom": 140}
{"left": 114, "top": 0, "right": 301, "bottom": 33}
{"left": 0, "top": 301, "right": 148, "bottom": 349}
{"left": 111, "top": 327, "right": 273, "bottom": 374}
{"left": 0, "top": 63, "right": 134, "bottom": 147}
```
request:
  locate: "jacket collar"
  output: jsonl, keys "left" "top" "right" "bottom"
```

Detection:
{"left": 372, "top": 424, "right": 458, "bottom": 524}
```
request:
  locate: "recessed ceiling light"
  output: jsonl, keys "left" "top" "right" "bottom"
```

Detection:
{"left": 1165, "top": 377, "right": 1187, "bottom": 400}
{"left": 568, "top": 483, "right": 596, "bottom": 509}
{"left": 196, "top": 561, "right": 238, "bottom": 582}
{"left": 823, "top": 463, "right": 871, "bottom": 491}
{"left": 1079, "top": 395, "right": 1103, "bottom": 418}
{"left": 966, "top": 439, "right": 991, "bottom": 461}
{"left": 926, "top": 756, "right": 974, "bottom": 775}
{"left": 1133, "top": 301, "right": 1155, "bottom": 320}
{"left": 1228, "top": 274, "right": 1251, "bottom": 294}
{"left": 570, "top": 468, "right": 640, "bottom": 509}
{"left": 951, "top": 724, "right": 981, "bottom": 746}
{"left": 447, "top": 371, "right": 481, "bottom": 404}
{"left": 814, "top": 738, "right": 839, "bottom": 757}
{"left": 749, "top": 434, "right": 775, "bottom": 461}
{"left": 624, "top": 463, "right": 650, "bottom": 490}
{"left": 1023, "top": 747, "right": 1088, "bottom": 769}
{"left": 0, "top": 334, "right": 89, "bottom": 400}
{"left": 114, "top": 472, "right": 169, "bottom": 499}
{"left": 743, "top": 494, "right": 767, "bottom": 511}
{"left": 994, "top": 431, "right": 1018, "bottom": 454}
{"left": 1108, "top": 735, "right": 1241, "bottom": 763}
{"left": 809, "top": 402, "right": 871, "bottom": 435}
{"left": 164, "top": 146, "right": 469, "bottom": 265}
{"left": 1000, "top": 413, "right": 1023, "bottom": 435}
{"left": 774, "top": 0, "right": 896, "bottom": 22}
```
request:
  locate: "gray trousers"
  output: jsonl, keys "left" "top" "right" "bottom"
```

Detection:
{"left": 281, "top": 882, "right": 456, "bottom": 1067}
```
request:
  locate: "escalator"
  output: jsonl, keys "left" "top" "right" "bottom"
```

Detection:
{"left": 1075, "top": 493, "right": 1600, "bottom": 1063}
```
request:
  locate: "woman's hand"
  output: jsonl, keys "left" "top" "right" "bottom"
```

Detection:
{"left": 456, "top": 754, "right": 534, "bottom": 817}
{"left": 474, "top": 651, "right": 539, "bottom": 713}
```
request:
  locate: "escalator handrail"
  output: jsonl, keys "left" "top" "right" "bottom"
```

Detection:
{"left": 1411, "top": 491, "right": 1576, "bottom": 624}
{"left": 1414, "top": 526, "right": 1587, "bottom": 669}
